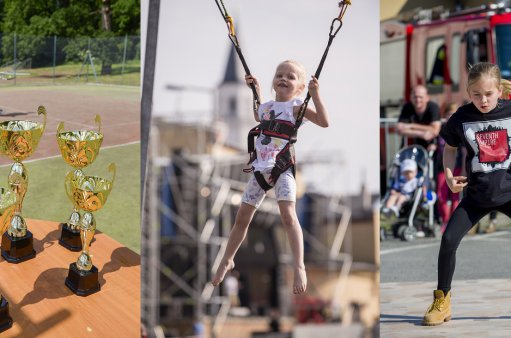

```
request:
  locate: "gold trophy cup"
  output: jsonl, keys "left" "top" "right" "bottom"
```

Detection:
{"left": 56, "top": 115, "right": 103, "bottom": 251}
{"left": 65, "top": 163, "right": 115, "bottom": 296}
{"left": 0, "top": 189, "right": 17, "bottom": 332}
{"left": 0, "top": 106, "right": 46, "bottom": 263}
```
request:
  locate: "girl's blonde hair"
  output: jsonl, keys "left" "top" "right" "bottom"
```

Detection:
{"left": 501, "top": 78, "right": 511, "bottom": 99}
{"left": 467, "top": 62, "right": 507, "bottom": 95}
{"left": 276, "top": 60, "right": 307, "bottom": 87}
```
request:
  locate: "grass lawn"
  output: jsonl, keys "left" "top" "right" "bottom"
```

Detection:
{"left": 0, "top": 143, "right": 140, "bottom": 253}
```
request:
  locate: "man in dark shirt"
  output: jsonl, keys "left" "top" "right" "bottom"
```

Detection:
{"left": 397, "top": 85, "right": 441, "bottom": 150}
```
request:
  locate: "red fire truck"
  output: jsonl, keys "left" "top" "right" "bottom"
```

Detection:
{"left": 381, "top": 3, "right": 511, "bottom": 117}
{"left": 380, "top": 3, "right": 511, "bottom": 193}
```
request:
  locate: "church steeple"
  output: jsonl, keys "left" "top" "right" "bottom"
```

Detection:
{"left": 222, "top": 45, "right": 244, "bottom": 84}
{"left": 216, "top": 41, "right": 255, "bottom": 150}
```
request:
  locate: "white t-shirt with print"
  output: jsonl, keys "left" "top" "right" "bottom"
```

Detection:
{"left": 252, "top": 98, "right": 304, "bottom": 171}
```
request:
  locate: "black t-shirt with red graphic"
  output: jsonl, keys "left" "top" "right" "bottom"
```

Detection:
{"left": 440, "top": 99, "right": 511, "bottom": 208}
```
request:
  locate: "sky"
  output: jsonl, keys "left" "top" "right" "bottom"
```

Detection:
{"left": 141, "top": 0, "right": 380, "bottom": 196}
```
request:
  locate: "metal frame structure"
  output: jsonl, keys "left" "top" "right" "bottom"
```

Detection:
{"left": 142, "top": 120, "right": 356, "bottom": 336}
{"left": 141, "top": 0, "right": 161, "bottom": 336}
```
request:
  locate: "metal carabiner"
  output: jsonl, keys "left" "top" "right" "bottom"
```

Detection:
{"left": 225, "top": 15, "right": 235, "bottom": 37}
{"left": 337, "top": 0, "right": 351, "bottom": 21}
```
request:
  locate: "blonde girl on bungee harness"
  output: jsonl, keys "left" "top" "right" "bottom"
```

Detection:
{"left": 211, "top": 60, "right": 330, "bottom": 294}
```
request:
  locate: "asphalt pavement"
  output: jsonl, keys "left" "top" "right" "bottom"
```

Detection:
{"left": 381, "top": 228, "right": 511, "bottom": 283}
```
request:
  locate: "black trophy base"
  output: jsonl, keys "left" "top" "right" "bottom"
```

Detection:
{"left": 58, "top": 223, "right": 82, "bottom": 251}
{"left": 0, "top": 297, "right": 13, "bottom": 332}
{"left": 65, "top": 263, "right": 100, "bottom": 297}
{"left": 1, "top": 231, "right": 36, "bottom": 263}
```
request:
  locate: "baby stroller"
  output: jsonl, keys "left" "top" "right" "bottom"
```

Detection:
{"left": 380, "top": 145, "right": 438, "bottom": 241}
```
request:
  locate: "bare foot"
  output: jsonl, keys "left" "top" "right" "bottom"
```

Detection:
{"left": 211, "top": 260, "right": 235, "bottom": 286}
{"left": 293, "top": 267, "right": 307, "bottom": 294}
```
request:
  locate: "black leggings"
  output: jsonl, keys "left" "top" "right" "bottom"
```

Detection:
{"left": 437, "top": 198, "right": 511, "bottom": 292}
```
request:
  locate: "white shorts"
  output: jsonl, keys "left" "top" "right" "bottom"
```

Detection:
{"left": 241, "top": 168, "right": 296, "bottom": 209}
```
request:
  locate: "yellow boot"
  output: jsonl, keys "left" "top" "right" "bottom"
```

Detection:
{"left": 422, "top": 290, "right": 451, "bottom": 326}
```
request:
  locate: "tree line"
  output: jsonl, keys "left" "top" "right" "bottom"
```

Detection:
{"left": 0, "top": 0, "right": 140, "bottom": 74}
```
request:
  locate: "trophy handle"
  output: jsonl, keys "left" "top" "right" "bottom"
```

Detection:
{"left": 56, "top": 121, "right": 64, "bottom": 136}
{"left": 94, "top": 115, "right": 102, "bottom": 133}
{"left": 37, "top": 105, "right": 47, "bottom": 134}
{"left": 108, "top": 163, "right": 116, "bottom": 188}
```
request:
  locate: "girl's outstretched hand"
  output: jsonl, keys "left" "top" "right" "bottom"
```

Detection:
{"left": 445, "top": 167, "right": 467, "bottom": 193}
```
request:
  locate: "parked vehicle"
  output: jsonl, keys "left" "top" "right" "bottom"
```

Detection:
{"left": 381, "top": 2, "right": 511, "bottom": 118}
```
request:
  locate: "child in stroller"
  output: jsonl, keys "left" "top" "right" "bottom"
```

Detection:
{"left": 380, "top": 145, "right": 438, "bottom": 241}
{"left": 382, "top": 158, "right": 419, "bottom": 218}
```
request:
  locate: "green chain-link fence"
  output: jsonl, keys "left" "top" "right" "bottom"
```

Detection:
{"left": 0, "top": 34, "right": 140, "bottom": 86}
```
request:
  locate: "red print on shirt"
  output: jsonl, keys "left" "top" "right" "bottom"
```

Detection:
{"left": 475, "top": 129, "right": 510, "bottom": 163}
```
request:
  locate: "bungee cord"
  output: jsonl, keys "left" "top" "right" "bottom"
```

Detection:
{"left": 213, "top": 0, "right": 352, "bottom": 135}
{"left": 294, "top": 0, "right": 352, "bottom": 133}
{"left": 214, "top": 0, "right": 261, "bottom": 114}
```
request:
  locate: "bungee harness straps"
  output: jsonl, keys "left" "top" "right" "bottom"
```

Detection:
{"left": 214, "top": 1, "right": 351, "bottom": 191}
{"left": 243, "top": 118, "right": 297, "bottom": 191}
